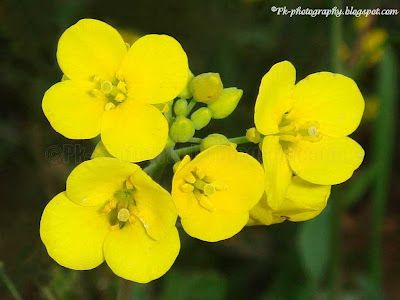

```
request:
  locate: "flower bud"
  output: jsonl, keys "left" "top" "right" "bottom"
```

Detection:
{"left": 178, "top": 70, "right": 195, "bottom": 99}
{"left": 208, "top": 87, "right": 243, "bottom": 119}
{"left": 173, "top": 98, "right": 188, "bottom": 116}
{"left": 190, "top": 107, "right": 212, "bottom": 130}
{"left": 170, "top": 116, "right": 195, "bottom": 143}
{"left": 200, "top": 133, "right": 236, "bottom": 151}
{"left": 246, "top": 127, "right": 262, "bottom": 144}
{"left": 190, "top": 73, "right": 223, "bottom": 103}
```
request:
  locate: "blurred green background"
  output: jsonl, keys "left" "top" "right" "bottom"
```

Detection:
{"left": 0, "top": 0, "right": 399, "bottom": 299}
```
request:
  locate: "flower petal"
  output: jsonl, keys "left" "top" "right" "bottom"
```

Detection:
{"left": 40, "top": 192, "right": 109, "bottom": 270}
{"left": 287, "top": 136, "right": 364, "bottom": 185}
{"left": 67, "top": 157, "right": 139, "bottom": 206}
{"left": 119, "top": 34, "right": 188, "bottom": 104}
{"left": 262, "top": 136, "right": 293, "bottom": 210}
{"left": 254, "top": 61, "right": 296, "bottom": 135}
{"left": 104, "top": 223, "right": 180, "bottom": 283}
{"left": 57, "top": 18, "right": 127, "bottom": 81}
{"left": 42, "top": 80, "right": 106, "bottom": 139}
{"left": 181, "top": 211, "right": 249, "bottom": 242}
{"left": 276, "top": 176, "right": 331, "bottom": 222}
{"left": 249, "top": 193, "right": 285, "bottom": 226}
{"left": 291, "top": 72, "right": 364, "bottom": 137}
{"left": 129, "top": 169, "right": 177, "bottom": 240}
{"left": 101, "top": 101, "right": 168, "bottom": 162}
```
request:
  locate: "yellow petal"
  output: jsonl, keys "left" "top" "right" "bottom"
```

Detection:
{"left": 101, "top": 100, "right": 168, "bottom": 162}
{"left": 262, "top": 136, "right": 293, "bottom": 210}
{"left": 120, "top": 34, "right": 188, "bottom": 104}
{"left": 254, "top": 61, "right": 296, "bottom": 135}
{"left": 172, "top": 145, "right": 264, "bottom": 215}
{"left": 40, "top": 192, "right": 109, "bottom": 270}
{"left": 67, "top": 157, "right": 139, "bottom": 206}
{"left": 277, "top": 176, "right": 331, "bottom": 222}
{"left": 129, "top": 169, "right": 177, "bottom": 240}
{"left": 290, "top": 72, "right": 364, "bottom": 137}
{"left": 42, "top": 80, "right": 106, "bottom": 139}
{"left": 57, "top": 19, "right": 127, "bottom": 81}
{"left": 104, "top": 223, "right": 180, "bottom": 283}
{"left": 249, "top": 193, "right": 285, "bottom": 226}
{"left": 181, "top": 211, "right": 249, "bottom": 242}
{"left": 287, "top": 136, "right": 364, "bottom": 185}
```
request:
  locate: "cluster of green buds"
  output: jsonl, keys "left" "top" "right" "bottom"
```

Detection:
{"left": 168, "top": 71, "right": 243, "bottom": 144}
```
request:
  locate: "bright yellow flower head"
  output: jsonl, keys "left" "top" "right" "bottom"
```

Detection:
{"left": 171, "top": 145, "right": 264, "bottom": 242}
{"left": 42, "top": 19, "right": 188, "bottom": 162}
{"left": 40, "top": 157, "right": 179, "bottom": 283}
{"left": 255, "top": 61, "right": 365, "bottom": 187}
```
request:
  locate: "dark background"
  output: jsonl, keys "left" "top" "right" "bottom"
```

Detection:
{"left": 0, "top": 0, "right": 399, "bottom": 299}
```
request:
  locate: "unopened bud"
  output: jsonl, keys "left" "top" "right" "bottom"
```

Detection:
{"left": 190, "top": 107, "right": 212, "bottom": 130}
{"left": 170, "top": 116, "right": 195, "bottom": 143}
{"left": 208, "top": 87, "right": 243, "bottom": 119}
{"left": 190, "top": 73, "right": 223, "bottom": 104}
{"left": 200, "top": 133, "right": 236, "bottom": 151}
{"left": 246, "top": 127, "right": 262, "bottom": 144}
{"left": 173, "top": 98, "right": 188, "bottom": 116}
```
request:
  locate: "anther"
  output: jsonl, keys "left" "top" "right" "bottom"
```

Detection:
{"left": 194, "top": 168, "right": 205, "bottom": 180}
{"left": 105, "top": 102, "right": 116, "bottom": 111}
{"left": 117, "top": 208, "right": 130, "bottom": 222}
{"left": 184, "top": 173, "right": 196, "bottom": 184}
{"left": 101, "top": 81, "right": 113, "bottom": 94}
{"left": 308, "top": 126, "right": 318, "bottom": 137}
{"left": 203, "top": 184, "right": 216, "bottom": 196}
{"left": 197, "top": 194, "right": 215, "bottom": 212}
{"left": 116, "top": 81, "right": 127, "bottom": 93}
{"left": 180, "top": 183, "right": 194, "bottom": 193}
{"left": 114, "top": 93, "right": 126, "bottom": 102}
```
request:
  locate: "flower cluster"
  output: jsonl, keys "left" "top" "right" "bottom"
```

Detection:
{"left": 40, "top": 19, "right": 365, "bottom": 283}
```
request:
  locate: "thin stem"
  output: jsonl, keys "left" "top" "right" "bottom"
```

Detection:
{"left": 228, "top": 136, "right": 249, "bottom": 145}
{"left": 329, "top": 1, "right": 343, "bottom": 299}
{"left": 167, "top": 147, "right": 180, "bottom": 162}
{"left": 188, "top": 137, "right": 202, "bottom": 143}
{"left": 117, "top": 278, "right": 133, "bottom": 300}
{"left": 185, "top": 99, "right": 197, "bottom": 116}
{"left": 175, "top": 144, "right": 201, "bottom": 157}
{"left": 0, "top": 262, "right": 22, "bottom": 300}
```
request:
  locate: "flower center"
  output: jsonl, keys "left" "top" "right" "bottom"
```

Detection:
{"left": 179, "top": 167, "right": 222, "bottom": 212}
{"left": 276, "top": 114, "right": 322, "bottom": 143}
{"left": 102, "top": 177, "right": 139, "bottom": 230}
{"left": 90, "top": 75, "right": 128, "bottom": 111}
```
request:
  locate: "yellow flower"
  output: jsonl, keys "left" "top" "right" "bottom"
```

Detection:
{"left": 171, "top": 145, "right": 264, "bottom": 242}
{"left": 255, "top": 61, "right": 365, "bottom": 187}
{"left": 42, "top": 19, "right": 188, "bottom": 162}
{"left": 40, "top": 157, "right": 179, "bottom": 283}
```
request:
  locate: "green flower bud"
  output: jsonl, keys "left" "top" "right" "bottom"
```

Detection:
{"left": 170, "top": 116, "right": 195, "bottom": 143}
{"left": 246, "top": 127, "right": 262, "bottom": 144}
{"left": 190, "top": 72, "right": 223, "bottom": 104}
{"left": 208, "top": 87, "right": 243, "bottom": 119}
{"left": 200, "top": 133, "right": 237, "bottom": 151}
{"left": 178, "top": 70, "right": 195, "bottom": 99}
{"left": 173, "top": 98, "right": 188, "bottom": 116}
{"left": 91, "top": 141, "right": 112, "bottom": 159}
{"left": 190, "top": 107, "right": 212, "bottom": 130}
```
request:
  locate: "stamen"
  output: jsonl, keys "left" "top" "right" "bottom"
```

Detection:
{"left": 184, "top": 173, "right": 196, "bottom": 184}
{"left": 203, "top": 184, "right": 216, "bottom": 196}
{"left": 101, "top": 81, "right": 113, "bottom": 94}
{"left": 307, "top": 126, "right": 318, "bottom": 136}
{"left": 114, "top": 93, "right": 126, "bottom": 102}
{"left": 105, "top": 102, "right": 116, "bottom": 111}
{"left": 180, "top": 183, "right": 194, "bottom": 193}
{"left": 197, "top": 194, "right": 215, "bottom": 212}
{"left": 117, "top": 208, "right": 130, "bottom": 222}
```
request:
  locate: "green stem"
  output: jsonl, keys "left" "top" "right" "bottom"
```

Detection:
{"left": 188, "top": 137, "right": 202, "bottom": 143}
{"left": 228, "top": 136, "right": 249, "bottom": 145}
{"left": 329, "top": 1, "right": 343, "bottom": 299}
{"left": 185, "top": 99, "right": 197, "bottom": 116}
{"left": 175, "top": 145, "right": 201, "bottom": 157}
{"left": 117, "top": 278, "right": 133, "bottom": 300}
{"left": 0, "top": 262, "right": 22, "bottom": 300}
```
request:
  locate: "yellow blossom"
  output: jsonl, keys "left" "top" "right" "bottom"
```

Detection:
{"left": 40, "top": 157, "right": 179, "bottom": 283}
{"left": 171, "top": 145, "right": 264, "bottom": 242}
{"left": 42, "top": 19, "right": 188, "bottom": 162}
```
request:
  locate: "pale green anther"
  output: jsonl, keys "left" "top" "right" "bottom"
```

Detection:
{"left": 180, "top": 183, "right": 194, "bottom": 193}
{"left": 117, "top": 208, "right": 130, "bottom": 222}
{"left": 169, "top": 116, "right": 195, "bottom": 143}
{"left": 104, "top": 102, "right": 116, "bottom": 111}
{"left": 191, "top": 107, "right": 212, "bottom": 130}
{"left": 173, "top": 98, "right": 188, "bottom": 116}
{"left": 190, "top": 72, "right": 223, "bottom": 104}
{"left": 178, "top": 69, "right": 194, "bottom": 99}
{"left": 208, "top": 87, "right": 243, "bottom": 119}
{"left": 115, "top": 93, "right": 126, "bottom": 102}
{"left": 203, "top": 184, "right": 216, "bottom": 196}
{"left": 200, "top": 133, "right": 232, "bottom": 151}
{"left": 193, "top": 179, "right": 205, "bottom": 190}
{"left": 101, "top": 81, "right": 113, "bottom": 94}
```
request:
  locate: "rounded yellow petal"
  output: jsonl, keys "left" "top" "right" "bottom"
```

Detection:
{"left": 129, "top": 169, "right": 177, "bottom": 240}
{"left": 278, "top": 176, "right": 331, "bottom": 222}
{"left": 40, "top": 192, "right": 109, "bottom": 270}
{"left": 101, "top": 101, "right": 168, "bottom": 162}
{"left": 290, "top": 72, "right": 364, "bottom": 137}
{"left": 42, "top": 80, "right": 106, "bottom": 139}
{"left": 67, "top": 157, "right": 139, "bottom": 206}
{"left": 181, "top": 211, "right": 249, "bottom": 242}
{"left": 249, "top": 194, "right": 285, "bottom": 226}
{"left": 287, "top": 136, "right": 364, "bottom": 185}
{"left": 104, "top": 223, "right": 180, "bottom": 283}
{"left": 119, "top": 34, "right": 188, "bottom": 104}
{"left": 254, "top": 61, "right": 296, "bottom": 135}
{"left": 262, "top": 136, "right": 292, "bottom": 210}
{"left": 57, "top": 18, "right": 127, "bottom": 81}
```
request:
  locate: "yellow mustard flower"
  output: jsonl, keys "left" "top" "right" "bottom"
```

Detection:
{"left": 42, "top": 19, "right": 188, "bottom": 162}
{"left": 255, "top": 61, "right": 364, "bottom": 192}
{"left": 40, "top": 157, "right": 179, "bottom": 283}
{"left": 171, "top": 145, "right": 264, "bottom": 242}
